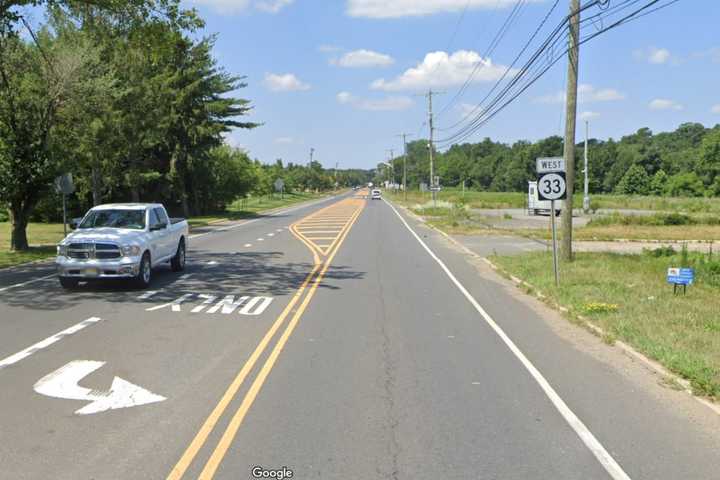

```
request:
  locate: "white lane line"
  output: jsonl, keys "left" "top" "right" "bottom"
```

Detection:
{"left": 0, "top": 317, "right": 103, "bottom": 370}
{"left": 244, "top": 244, "right": 252, "bottom": 248}
{"left": 384, "top": 199, "right": 632, "bottom": 480}
{"left": 137, "top": 290, "right": 159, "bottom": 300}
{"left": 276, "top": 229, "right": 282, "bottom": 232}
{"left": 257, "top": 238, "right": 264, "bottom": 242}
{"left": 267, "top": 233, "right": 274, "bottom": 237}
{"left": 0, "top": 273, "right": 55, "bottom": 293}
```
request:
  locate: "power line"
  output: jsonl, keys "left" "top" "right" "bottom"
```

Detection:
{"left": 435, "top": 0, "right": 678, "bottom": 148}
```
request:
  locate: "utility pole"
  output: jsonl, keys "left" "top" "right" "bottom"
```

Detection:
{"left": 583, "top": 120, "right": 590, "bottom": 213}
{"left": 386, "top": 149, "right": 395, "bottom": 187}
{"left": 309, "top": 147, "right": 314, "bottom": 166}
{"left": 421, "top": 89, "right": 443, "bottom": 206}
{"left": 396, "top": 133, "right": 413, "bottom": 201}
{"left": 335, "top": 161, "right": 339, "bottom": 192}
{"left": 561, "top": 0, "right": 580, "bottom": 261}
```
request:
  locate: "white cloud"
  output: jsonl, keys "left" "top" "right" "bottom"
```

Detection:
{"left": 274, "top": 137, "right": 295, "bottom": 144}
{"left": 347, "top": 0, "right": 535, "bottom": 18}
{"left": 649, "top": 98, "right": 683, "bottom": 111}
{"left": 457, "top": 103, "right": 477, "bottom": 118}
{"left": 188, "top": 0, "right": 292, "bottom": 14}
{"left": 580, "top": 111, "right": 600, "bottom": 121}
{"left": 693, "top": 47, "right": 720, "bottom": 63}
{"left": 648, "top": 47, "right": 671, "bottom": 64}
{"left": 337, "top": 91, "right": 413, "bottom": 111}
{"left": 712, "top": 104, "right": 720, "bottom": 114}
{"left": 256, "top": 0, "right": 293, "bottom": 13}
{"left": 333, "top": 49, "right": 395, "bottom": 68}
{"left": 535, "top": 84, "right": 625, "bottom": 104}
{"left": 371, "top": 50, "right": 511, "bottom": 92}
{"left": 634, "top": 47, "right": 677, "bottom": 65}
{"left": 263, "top": 73, "right": 311, "bottom": 92}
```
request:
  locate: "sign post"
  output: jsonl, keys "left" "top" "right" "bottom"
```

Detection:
{"left": 54, "top": 174, "right": 75, "bottom": 237}
{"left": 274, "top": 178, "right": 285, "bottom": 200}
{"left": 536, "top": 158, "right": 567, "bottom": 287}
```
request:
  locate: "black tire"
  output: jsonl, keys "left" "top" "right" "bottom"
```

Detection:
{"left": 134, "top": 252, "right": 152, "bottom": 289}
{"left": 59, "top": 277, "right": 78, "bottom": 289}
{"left": 170, "top": 239, "right": 186, "bottom": 272}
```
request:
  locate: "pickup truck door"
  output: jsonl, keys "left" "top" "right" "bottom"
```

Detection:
{"left": 153, "top": 207, "right": 175, "bottom": 259}
{"left": 148, "top": 209, "right": 168, "bottom": 261}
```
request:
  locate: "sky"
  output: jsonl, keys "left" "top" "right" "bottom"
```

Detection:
{"left": 180, "top": 0, "right": 719, "bottom": 170}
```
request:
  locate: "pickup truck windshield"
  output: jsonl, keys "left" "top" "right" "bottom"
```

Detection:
{"left": 79, "top": 210, "right": 146, "bottom": 230}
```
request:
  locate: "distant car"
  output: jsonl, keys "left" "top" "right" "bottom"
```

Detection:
{"left": 371, "top": 189, "right": 382, "bottom": 200}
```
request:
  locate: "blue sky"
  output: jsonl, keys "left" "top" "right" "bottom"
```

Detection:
{"left": 182, "top": 0, "right": 720, "bottom": 169}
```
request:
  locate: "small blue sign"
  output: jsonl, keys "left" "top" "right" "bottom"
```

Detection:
{"left": 667, "top": 267, "right": 694, "bottom": 286}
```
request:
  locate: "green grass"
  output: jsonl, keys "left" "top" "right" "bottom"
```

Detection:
{"left": 389, "top": 189, "right": 720, "bottom": 214}
{"left": 0, "top": 222, "right": 66, "bottom": 269}
{"left": 491, "top": 250, "right": 720, "bottom": 398}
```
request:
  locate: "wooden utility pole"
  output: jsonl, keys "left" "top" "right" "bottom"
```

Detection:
{"left": 396, "top": 133, "right": 413, "bottom": 201}
{"left": 561, "top": 0, "right": 580, "bottom": 261}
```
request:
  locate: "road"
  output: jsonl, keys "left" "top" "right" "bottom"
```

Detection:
{"left": 1, "top": 191, "right": 719, "bottom": 480}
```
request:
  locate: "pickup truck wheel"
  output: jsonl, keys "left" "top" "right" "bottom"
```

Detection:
{"left": 170, "top": 240, "right": 186, "bottom": 272}
{"left": 59, "top": 277, "right": 78, "bottom": 289}
{"left": 134, "top": 253, "right": 152, "bottom": 288}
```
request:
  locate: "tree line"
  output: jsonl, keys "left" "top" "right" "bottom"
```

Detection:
{"left": 381, "top": 122, "right": 720, "bottom": 199}
{"left": 0, "top": 0, "right": 370, "bottom": 251}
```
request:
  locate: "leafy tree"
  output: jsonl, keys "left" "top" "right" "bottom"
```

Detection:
{"left": 649, "top": 169, "right": 668, "bottom": 196}
{"left": 615, "top": 164, "right": 650, "bottom": 195}
{"left": 664, "top": 172, "right": 705, "bottom": 197}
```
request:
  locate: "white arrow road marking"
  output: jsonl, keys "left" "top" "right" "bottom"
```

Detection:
{"left": 0, "top": 317, "right": 102, "bottom": 370}
{"left": 33, "top": 360, "right": 166, "bottom": 415}
{"left": 0, "top": 273, "right": 56, "bottom": 293}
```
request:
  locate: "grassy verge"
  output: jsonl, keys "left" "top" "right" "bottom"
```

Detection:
{"left": 389, "top": 189, "right": 720, "bottom": 214}
{"left": 0, "top": 222, "right": 66, "bottom": 269}
{"left": 187, "top": 192, "right": 327, "bottom": 228}
{"left": 0, "top": 191, "right": 330, "bottom": 269}
{"left": 491, "top": 250, "right": 720, "bottom": 398}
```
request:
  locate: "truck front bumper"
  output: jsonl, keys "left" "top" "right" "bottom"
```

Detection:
{"left": 56, "top": 256, "right": 141, "bottom": 279}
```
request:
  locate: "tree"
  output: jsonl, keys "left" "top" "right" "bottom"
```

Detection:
{"left": 664, "top": 172, "right": 705, "bottom": 197}
{"left": 615, "top": 164, "right": 650, "bottom": 195}
{"left": 649, "top": 170, "right": 668, "bottom": 196}
{"left": 0, "top": 32, "right": 88, "bottom": 249}
{"left": 699, "top": 128, "right": 720, "bottom": 188}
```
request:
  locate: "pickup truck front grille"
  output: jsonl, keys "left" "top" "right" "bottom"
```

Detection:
{"left": 67, "top": 242, "right": 122, "bottom": 260}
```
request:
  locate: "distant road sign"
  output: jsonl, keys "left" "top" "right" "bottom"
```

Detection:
{"left": 667, "top": 268, "right": 694, "bottom": 286}
{"left": 274, "top": 179, "right": 284, "bottom": 192}
{"left": 54, "top": 174, "right": 75, "bottom": 195}
{"left": 536, "top": 157, "right": 565, "bottom": 174}
{"left": 537, "top": 172, "right": 567, "bottom": 201}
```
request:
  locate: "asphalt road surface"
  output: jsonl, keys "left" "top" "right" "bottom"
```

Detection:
{"left": 1, "top": 191, "right": 719, "bottom": 480}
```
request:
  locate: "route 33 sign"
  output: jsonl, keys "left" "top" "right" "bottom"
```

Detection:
{"left": 537, "top": 172, "right": 567, "bottom": 201}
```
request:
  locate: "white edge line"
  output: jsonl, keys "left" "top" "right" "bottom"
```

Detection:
{"left": 0, "top": 273, "right": 55, "bottom": 293}
{"left": 0, "top": 317, "right": 103, "bottom": 370}
{"left": 383, "top": 198, "right": 632, "bottom": 480}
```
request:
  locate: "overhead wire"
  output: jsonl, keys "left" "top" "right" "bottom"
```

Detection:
{"left": 434, "top": 0, "right": 679, "bottom": 147}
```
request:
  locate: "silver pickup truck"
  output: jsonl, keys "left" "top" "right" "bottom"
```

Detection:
{"left": 55, "top": 203, "right": 189, "bottom": 289}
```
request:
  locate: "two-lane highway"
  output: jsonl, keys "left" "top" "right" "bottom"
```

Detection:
{"left": 1, "top": 191, "right": 719, "bottom": 479}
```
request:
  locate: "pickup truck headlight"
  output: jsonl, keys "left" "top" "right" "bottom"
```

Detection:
{"left": 57, "top": 244, "right": 68, "bottom": 256}
{"left": 121, "top": 245, "right": 141, "bottom": 257}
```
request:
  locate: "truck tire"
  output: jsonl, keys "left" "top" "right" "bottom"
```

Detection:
{"left": 134, "top": 252, "right": 152, "bottom": 289}
{"left": 170, "top": 239, "right": 186, "bottom": 272}
{"left": 59, "top": 277, "right": 78, "bottom": 289}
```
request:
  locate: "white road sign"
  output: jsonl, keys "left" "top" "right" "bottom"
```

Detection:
{"left": 536, "top": 157, "right": 565, "bottom": 174}
{"left": 537, "top": 172, "right": 567, "bottom": 201}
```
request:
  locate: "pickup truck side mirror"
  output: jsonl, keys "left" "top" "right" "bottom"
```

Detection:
{"left": 69, "top": 218, "right": 82, "bottom": 230}
{"left": 150, "top": 223, "right": 167, "bottom": 231}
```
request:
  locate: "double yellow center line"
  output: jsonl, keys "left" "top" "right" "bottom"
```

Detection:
{"left": 167, "top": 198, "right": 365, "bottom": 479}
